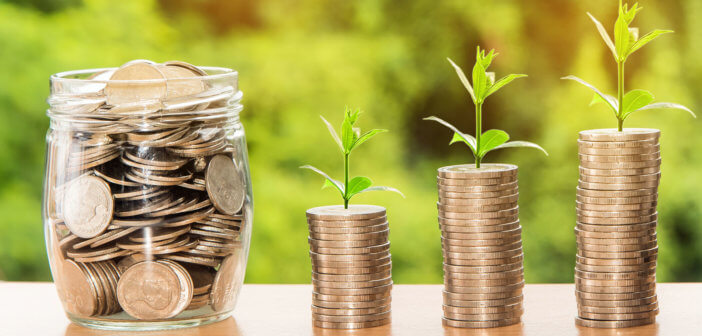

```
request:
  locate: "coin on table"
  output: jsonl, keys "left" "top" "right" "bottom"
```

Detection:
{"left": 575, "top": 283, "right": 656, "bottom": 295}
{"left": 313, "top": 297, "right": 391, "bottom": 310}
{"left": 574, "top": 316, "right": 655, "bottom": 328}
{"left": 438, "top": 181, "right": 518, "bottom": 193}
{"left": 575, "top": 221, "right": 657, "bottom": 233}
{"left": 575, "top": 234, "right": 657, "bottom": 245}
{"left": 63, "top": 175, "right": 114, "bottom": 239}
{"left": 105, "top": 61, "right": 167, "bottom": 105}
{"left": 312, "top": 310, "right": 391, "bottom": 323}
{"left": 312, "top": 291, "right": 390, "bottom": 302}
{"left": 443, "top": 302, "right": 522, "bottom": 315}
{"left": 443, "top": 289, "right": 523, "bottom": 301}
{"left": 437, "top": 175, "right": 516, "bottom": 186}
{"left": 307, "top": 216, "right": 388, "bottom": 228}
{"left": 438, "top": 202, "right": 516, "bottom": 213}
{"left": 444, "top": 281, "right": 524, "bottom": 294}
{"left": 577, "top": 308, "right": 658, "bottom": 321}
{"left": 576, "top": 201, "right": 657, "bottom": 212}
{"left": 440, "top": 207, "right": 519, "bottom": 220}
{"left": 206, "top": 155, "right": 245, "bottom": 215}
{"left": 576, "top": 194, "right": 658, "bottom": 205}
{"left": 577, "top": 180, "right": 659, "bottom": 192}
{"left": 575, "top": 289, "right": 655, "bottom": 301}
{"left": 578, "top": 301, "right": 658, "bottom": 314}
{"left": 577, "top": 137, "right": 658, "bottom": 149}
{"left": 117, "top": 261, "right": 192, "bottom": 319}
{"left": 439, "top": 215, "right": 520, "bottom": 226}
{"left": 577, "top": 247, "right": 658, "bottom": 260}
{"left": 442, "top": 317, "right": 520, "bottom": 328}
{"left": 577, "top": 295, "right": 657, "bottom": 308}
{"left": 575, "top": 227, "right": 656, "bottom": 239}
{"left": 441, "top": 222, "right": 521, "bottom": 234}
{"left": 306, "top": 205, "right": 386, "bottom": 221}
{"left": 445, "top": 268, "right": 523, "bottom": 281}
{"left": 578, "top": 152, "right": 661, "bottom": 163}
{"left": 579, "top": 172, "right": 660, "bottom": 184}
{"left": 438, "top": 188, "right": 519, "bottom": 200}
{"left": 578, "top": 166, "right": 660, "bottom": 177}
{"left": 577, "top": 143, "right": 660, "bottom": 155}
{"left": 312, "top": 318, "right": 390, "bottom": 329}
{"left": 442, "top": 307, "right": 523, "bottom": 321}
{"left": 579, "top": 159, "right": 661, "bottom": 170}
{"left": 439, "top": 194, "right": 519, "bottom": 206}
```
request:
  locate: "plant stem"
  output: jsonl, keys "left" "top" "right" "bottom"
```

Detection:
{"left": 617, "top": 61, "right": 625, "bottom": 132}
{"left": 344, "top": 153, "right": 350, "bottom": 209}
{"left": 475, "top": 102, "right": 483, "bottom": 168}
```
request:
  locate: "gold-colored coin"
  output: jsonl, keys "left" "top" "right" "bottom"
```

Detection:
{"left": 439, "top": 194, "right": 519, "bottom": 206}
{"left": 312, "top": 291, "right": 390, "bottom": 303}
{"left": 576, "top": 187, "right": 657, "bottom": 199}
{"left": 575, "top": 268, "right": 656, "bottom": 281}
{"left": 578, "top": 180, "right": 659, "bottom": 191}
{"left": 440, "top": 207, "right": 519, "bottom": 220}
{"left": 577, "top": 308, "right": 658, "bottom": 321}
{"left": 575, "top": 276, "right": 655, "bottom": 287}
{"left": 443, "top": 294, "right": 523, "bottom": 308}
{"left": 445, "top": 268, "right": 523, "bottom": 280}
{"left": 444, "top": 281, "right": 524, "bottom": 294}
{"left": 442, "top": 317, "right": 520, "bottom": 328}
{"left": 309, "top": 242, "right": 390, "bottom": 255}
{"left": 63, "top": 175, "right": 114, "bottom": 239}
{"left": 117, "top": 260, "right": 192, "bottom": 319}
{"left": 443, "top": 261, "right": 523, "bottom": 274}
{"left": 438, "top": 202, "right": 516, "bottom": 213}
{"left": 442, "top": 307, "right": 523, "bottom": 321}
{"left": 211, "top": 256, "right": 242, "bottom": 312}
{"left": 443, "top": 289, "right": 523, "bottom": 301}
{"left": 308, "top": 229, "right": 389, "bottom": 241}
{"left": 439, "top": 215, "right": 520, "bottom": 226}
{"left": 577, "top": 137, "right": 658, "bottom": 149}
{"left": 205, "top": 155, "right": 245, "bottom": 215}
{"left": 437, "top": 164, "right": 518, "bottom": 179}
{"left": 576, "top": 283, "right": 656, "bottom": 295}
{"left": 311, "top": 304, "right": 390, "bottom": 316}
{"left": 578, "top": 152, "right": 661, "bottom": 163}
{"left": 577, "top": 295, "right": 657, "bottom": 308}
{"left": 313, "top": 297, "right": 391, "bottom": 309}
{"left": 437, "top": 175, "right": 516, "bottom": 186}
{"left": 442, "top": 240, "right": 522, "bottom": 251}
{"left": 308, "top": 237, "right": 388, "bottom": 248}
{"left": 576, "top": 234, "right": 657, "bottom": 245}
{"left": 441, "top": 227, "right": 521, "bottom": 240}
{"left": 576, "top": 262, "right": 657, "bottom": 273}
{"left": 57, "top": 260, "right": 98, "bottom": 317}
{"left": 312, "top": 270, "right": 392, "bottom": 282}
{"left": 576, "top": 194, "right": 658, "bottom": 205}
{"left": 578, "top": 128, "right": 660, "bottom": 142}
{"left": 444, "top": 254, "right": 523, "bottom": 267}
{"left": 312, "top": 277, "right": 392, "bottom": 289}
{"left": 307, "top": 216, "right": 388, "bottom": 228}
{"left": 438, "top": 188, "right": 518, "bottom": 200}
{"left": 575, "top": 221, "right": 657, "bottom": 233}
{"left": 579, "top": 158, "right": 661, "bottom": 170}
{"left": 574, "top": 316, "right": 655, "bottom": 328}
{"left": 579, "top": 166, "right": 660, "bottom": 177}
{"left": 577, "top": 247, "right": 658, "bottom": 260}
{"left": 311, "top": 255, "right": 392, "bottom": 268}
{"left": 579, "top": 172, "right": 660, "bottom": 184}
{"left": 575, "top": 289, "right": 655, "bottom": 301}
{"left": 439, "top": 181, "right": 518, "bottom": 193}
{"left": 576, "top": 201, "right": 657, "bottom": 212}
{"left": 105, "top": 61, "right": 167, "bottom": 105}
{"left": 441, "top": 235, "right": 521, "bottom": 247}
{"left": 576, "top": 241, "right": 657, "bottom": 253}
{"left": 443, "top": 302, "right": 522, "bottom": 315}
{"left": 312, "top": 318, "right": 390, "bottom": 329}
{"left": 575, "top": 227, "right": 656, "bottom": 239}
{"left": 312, "top": 262, "right": 392, "bottom": 276}
{"left": 577, "top": 143, "right": 660, "bottom": 155}
{"left": 444, "top": 275, "right": 524, "bottom": 287}
{"left": 441, "top": 221, "right": 521, "bottom": 234}
{"left": 309, "top": 223, "right": 388, "bottom": 234}
{"left": 306, "top": 205, "right": 386, "bottom": 221}
{"left": 577, "top": 213, "right": 657, "bottom": 225}
{"left": 313, "top": 310, "right": 391, "bottom": 323}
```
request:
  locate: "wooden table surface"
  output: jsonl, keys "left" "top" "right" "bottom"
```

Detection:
{"left": 1, "top": 282, "right": 699, "bottom": 336}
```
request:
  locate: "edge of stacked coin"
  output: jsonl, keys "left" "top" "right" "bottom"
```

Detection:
{"left": 437, "top": 164, "right": 524, "bottom": 328}
{"left": 575, "top": 128, "right": 660, "bottom": 328}
{"left": 306, "top": 205, "right": 392, "bottom": 329}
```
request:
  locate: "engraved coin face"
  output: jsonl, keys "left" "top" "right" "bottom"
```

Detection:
{"left": 117, "top": 261, "right": 188, "bottom": 320}
{"left": 206, "top": 155, "right": 245, "bottom": 215}
{"left": 105, "top": 61, "right": 167, "bottom": 105}
{"left": 63, "top": 175, "right": 114, "bottom": 239}
{"left": 210, "top": 255, "right": 240, "bottom": 312}
{"left": 58, "top": 260, "right": 97, "bottom": 317}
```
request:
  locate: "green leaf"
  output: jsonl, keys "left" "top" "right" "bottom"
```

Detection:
{"left": 320, "top": 116, "right": 343, "bottom": 152}
{"left": 620, "top": 89, "right": 654, "bottom": 119}
{"left": 300, "top": 165, "right": 344, "bottom": 196}
{"left": 351, "top": 129, "right": 387, "bottom": 151}
{"left": 614, "top": 1, "right": 643, "bottom": 61}
{"left": 472, "top": 59, "right": 488, "bottom": 103}
{"left": 494, "top": 141, "right": 549, "bottom": 156}
{"left": 590, "top": 93, "right": 619, "bottom": 111}
{"left": 447, "top": 58, "right": 476, "bottom": 103}
{"left": 478, "top": 129, "right": 510, "bottom": 158}
{"left": 357, "top": 186, "right": 405, "bottom": 198}
{"left": 423, "top": 116, "right": 477, "bottom": 155}
{"left": 484, "top": 74, "right": 527, "bottom": 98}
{"left": 341, "top": 113, "right": 355, "bottom": 153}
{"left": 346, "top": 176, "right": 373, "bottom": 199}
{"left": 629, "top": 29, "right": 673, "bottom": 56}
{"left": 587, "top": 12, "right": 617, "bottom": 59}
{"left": 562, "top": 76, "right": 618, "bottom": 112}
{"left": 637, "top": 102, "right": 697, "bottom": 118}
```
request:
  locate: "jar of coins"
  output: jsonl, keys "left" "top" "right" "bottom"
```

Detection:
{"left": 43, "top": 60, "right": 252, "bottom": 330}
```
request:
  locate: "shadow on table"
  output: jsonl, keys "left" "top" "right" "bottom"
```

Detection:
{"left": 64, "top": 316, "right": 241, "bottom": 336}
{"left": 576, "top": 322, "right": 659, "bottom": 336}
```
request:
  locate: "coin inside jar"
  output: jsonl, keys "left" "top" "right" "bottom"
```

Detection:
{"left": 206, "top": 155, "right": 245, "bottom": 215}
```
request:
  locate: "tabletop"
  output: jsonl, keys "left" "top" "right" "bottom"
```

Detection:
{"left": 0, "top": 282, "right": 700, "bottom": 336}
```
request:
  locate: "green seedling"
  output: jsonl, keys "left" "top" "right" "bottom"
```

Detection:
{"left": 301, "top": 107, "right": 403, "bottom": 209}
{"left": 425, "top": 47, "right": 548, "bottom": 168}
{"left": 563, "top": 0, "right": 695, "bottom": 131}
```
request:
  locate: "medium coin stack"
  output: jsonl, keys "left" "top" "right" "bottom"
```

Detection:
{"left": 306, "top": 205, "right": 392, "bottom": 329}
{"left": 47, "top": 60, "right": 249, "bottom": 320}
{"left": 437, "top": 164, "right": 524, "bottom": 328}
{"left": 575, "top": 128, "right": 660, "bottom": 328}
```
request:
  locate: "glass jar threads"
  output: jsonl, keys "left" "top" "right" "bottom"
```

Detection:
{"left": 44, "top": 60, "right": 252, "bottom": 330}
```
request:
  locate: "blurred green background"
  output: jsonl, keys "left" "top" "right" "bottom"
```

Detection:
{"left": 1, "top": 0, "right": 700, "bottom": 283}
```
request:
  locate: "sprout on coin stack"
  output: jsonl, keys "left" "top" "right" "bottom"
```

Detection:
{"left": 45, "top": 60, "right": 251, "bottom": 328}
{"left": 301, "top": 107, "right": 403, "bottom": 329}
{"left": 424, "top": 47, "right": 547, "bottom": 328}
{"left": 563, "top": 1, "right": 695, "bottom": 328}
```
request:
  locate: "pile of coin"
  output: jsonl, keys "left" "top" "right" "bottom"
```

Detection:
{"left": 306, "top": 205, "right": 392, "bottom": 329}
{"left": 46, "top": 60, "right": 250, "bottom": 321}
{"left": 437, "top": 164, "right": 524, "bottom": 328}
{"left": 575, "top": 128, "right": 660, "bottom": 328}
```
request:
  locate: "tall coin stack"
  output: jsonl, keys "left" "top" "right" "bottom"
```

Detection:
{"left": 306, "top": 205, "right": 392, "bottom": 329}
{"left": 575, "top": 129, "right": 660, "bottom": 328}
{"left": 437, "top": 164, "right": 525, "bottom": 328}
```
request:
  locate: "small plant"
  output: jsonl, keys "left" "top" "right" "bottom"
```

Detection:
{"left": 301, "top": 108, "right": 403, "bottom": 209}
{"left": 563, "top": 0, "right": 696, "bottom": 131}
{"left": 425, "top": 47, "right": 547, "bottom": 168}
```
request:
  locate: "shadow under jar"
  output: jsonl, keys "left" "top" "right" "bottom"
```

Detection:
{"left": 43, "top": 61, "right": 253, "bottom": 331}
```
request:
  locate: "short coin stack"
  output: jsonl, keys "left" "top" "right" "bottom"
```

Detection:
{"left": 575, "top": 128, "right": 660, "bottom": 328}
{"left": 306, "top": 205, "right": 392, "bottom": 329}
{"left": 437, "top": 164, "right": 524, "bottom": 328}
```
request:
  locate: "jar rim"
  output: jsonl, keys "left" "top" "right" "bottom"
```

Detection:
{"left": 50, "top": 66, "right": 238, "bottom": 84}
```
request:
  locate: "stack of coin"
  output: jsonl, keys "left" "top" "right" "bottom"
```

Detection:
{"left": 575, "top": 128, "right": 660, "bottom": 328}
{"left": 437, "top": 164, "right": 524, "bottom": 328}
{"left": 46, "top": 60, "right": 250, "bottom": 321}
{"left": 306, "top": 205, "right": 392, "bottom": 329}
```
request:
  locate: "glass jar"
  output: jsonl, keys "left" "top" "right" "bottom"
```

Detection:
{"left": 43, "top": 61, "right": 252, "bottom": 330}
